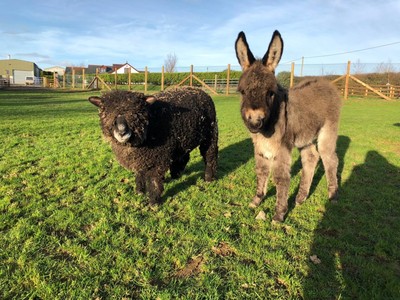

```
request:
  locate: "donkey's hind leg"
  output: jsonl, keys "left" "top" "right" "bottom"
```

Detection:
{"left": 295, "top": 144, "right": 320, "bottom": 205}
{"left": 318, "top": 126, "right": 339, "bottom": 201}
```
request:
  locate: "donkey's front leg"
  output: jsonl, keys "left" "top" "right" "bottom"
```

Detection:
{"left": 272, "top": 148, "right": 292, "bottom": 222}
{"left": 249, "top": 153, "right": 271, "bottom": 208}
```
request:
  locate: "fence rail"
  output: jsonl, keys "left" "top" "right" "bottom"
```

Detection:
{"left": 2, "top": 61, "right": 399, "bottom": 100}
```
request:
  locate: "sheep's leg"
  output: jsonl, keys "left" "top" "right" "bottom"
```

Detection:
{"left": 135, "top": 172, "right": 146, "bottom": 195}
{"left": 272, "top": 148, "right": 292, "bottom": 222}
{"left": 318, "top": 127, "right": 339, "bottom": 201}
{"left": 249, "top": 153, "right": 271, "bottom": 208}
{"left": 295, "top": 144, "right": 320, "bottom": 205}
{"left": 170, "top": 153, "right": 190, "bottom": 179}
{"left": 147, "top": 176, "right": 165, "bottom": 205}
{"left": 200, "top": 128, "right": 218, "bottom": 182}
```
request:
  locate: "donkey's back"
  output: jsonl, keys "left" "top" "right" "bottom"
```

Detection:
{"left": 287, "top": 78, "right": 341, "bottom": 149}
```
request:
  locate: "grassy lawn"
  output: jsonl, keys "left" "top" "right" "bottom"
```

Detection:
{"left": 0, "top": 89, "right": 399, "bottom": 299}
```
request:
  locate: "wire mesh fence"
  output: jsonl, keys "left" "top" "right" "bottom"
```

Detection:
{"left": 15, "top": 61, "right": 400, "bottom": 99}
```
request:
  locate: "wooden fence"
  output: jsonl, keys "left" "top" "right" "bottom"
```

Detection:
{"left": 38, "top": 61, "right": 399, "bottom": 100}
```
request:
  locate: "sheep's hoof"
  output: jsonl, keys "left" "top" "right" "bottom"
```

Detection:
{"left": 149, "top": 198, "right": 160, "bottom": 206}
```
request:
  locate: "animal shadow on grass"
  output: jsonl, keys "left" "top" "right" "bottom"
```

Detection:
{"left": 287, "top": 135, "right": 351, "bottom": 214}
{"left": 163, "top": 138, "right": 253, "bottom": 200}
{"left": 303, "top": 149, "right": 400, "bottom": 299}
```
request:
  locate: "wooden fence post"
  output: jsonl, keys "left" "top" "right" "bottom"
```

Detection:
{"left": 226, "top": 64, "right": 231, "bottom": 95}
{"left": 190, "top": 65, "right": 193, "bottom": 87}
{"left": 72, "top": 68, "right": 75, "bottom": 89}
{"left": 290, "top": 62, "right": 295, "bottom": 88}
{"left": 144, "top": 66, "right": 148, "bottom": 93}
{"left": 344, "top": 61, "right": 351, "bottom": 100}
{"left": 300, "top": 57, "right": 304, "bottom": 77}
{"left": 214, "top": 74, "right": 217, "bottom": 91}
{"left": 82, "top": 68, "right": 85, "bottom": 89}
{"left": 114, "top": 67, "right": 117, "bottom": 90}
{"left": 63, "top": 73, "right": 66, "bottom": 88}
{"left": 161, "top": 65, "right": 165, "bottom": 91}
{"left": 128, "top": 68, "right": 131, "bottom": 91}
{"left": 53, "top": 72, "right": 57, "bottom": 88}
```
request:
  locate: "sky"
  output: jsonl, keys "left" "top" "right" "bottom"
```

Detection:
{"left": 1, "top": 0, "right": 400, "bottom": 73}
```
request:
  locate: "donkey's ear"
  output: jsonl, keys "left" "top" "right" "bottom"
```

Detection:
{"left": 88, "top": 96, "right": 102, "bottom": 107}
{"left": 262, "top": 30, "right": 284, "bottom": 72}
{"left": 235, "top": 31, "right": 256, "bottom": 71}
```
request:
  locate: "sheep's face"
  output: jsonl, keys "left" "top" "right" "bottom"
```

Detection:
{"left": 89, "top": 91, "right": 154, "bottom": 147}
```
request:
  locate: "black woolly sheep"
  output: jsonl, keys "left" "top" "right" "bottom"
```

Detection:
{"left": 88, "top": 87, "right": 218, "bottom": 204}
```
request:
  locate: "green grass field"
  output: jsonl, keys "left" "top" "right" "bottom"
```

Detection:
{"left": 1, "top": 89, "right": 399, "bottom": 299}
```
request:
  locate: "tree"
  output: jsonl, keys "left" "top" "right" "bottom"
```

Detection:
{"left": 374, "top": 60, "right": 396, "bottom": 74}
{"left": 164, "top": 53, "right": 178, "bottom": 73}
{"left": 352, "top": 59, "right": 366, "bottom": 74}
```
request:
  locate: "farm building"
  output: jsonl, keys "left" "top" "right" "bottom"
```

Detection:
{"left": 44, "top": 66, "right": 65, "bottom": 76}
{"left": 0, "top": 58, "right": 41, "bottom": 85}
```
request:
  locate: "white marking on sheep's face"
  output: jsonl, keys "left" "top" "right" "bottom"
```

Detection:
{"left": 113, "top": 115, "right": 132, "bottom": 144}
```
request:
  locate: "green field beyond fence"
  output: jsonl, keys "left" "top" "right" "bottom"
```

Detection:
{"left": 0, "top": 90, "right": 399, "bottom": 299}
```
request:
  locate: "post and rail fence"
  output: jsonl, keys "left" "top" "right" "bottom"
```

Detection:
{"left": 3, "top": 62, "right": 399, "bottom": 100}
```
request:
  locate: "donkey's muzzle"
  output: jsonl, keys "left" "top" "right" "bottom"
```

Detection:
{"left": 247, "top": 117, "right": 264, "bottom": 133}
{"left": 244, "top": 109, "right": 266, "bottom": 133}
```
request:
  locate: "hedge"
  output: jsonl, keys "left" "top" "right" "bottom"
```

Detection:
{"left": 98, "top": 70, "right": 243, "bottom": 86}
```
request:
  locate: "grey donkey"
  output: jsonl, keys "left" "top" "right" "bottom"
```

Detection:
{"left": 235, "top": 30, "right": 341, "bottom": 222}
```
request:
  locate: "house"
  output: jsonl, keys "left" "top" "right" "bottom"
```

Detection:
{"left": 86, "top": 64, "right": 113, "bottom": 74}
{"left": 64, "top": 66, "right": 86, "bottom": 76}
{"left": 44, "top": 66, "right": 65, "bottom": 76}
{"left": 0, "top": 58, "right": 41, "bottom": 85}
{"left": 64, "top": 62, "right": 141, "bottom": 76}
{"left": 110, "top": 62, "right": 140, "bottom": 74}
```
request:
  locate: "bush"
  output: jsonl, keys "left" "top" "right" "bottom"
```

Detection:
{"left": 98, "top": 70, "right": 243, "bottom": 86}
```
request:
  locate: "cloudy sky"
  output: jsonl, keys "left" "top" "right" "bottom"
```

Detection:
{"left": 1, "top": 0, "right": 400, "bottom": 71}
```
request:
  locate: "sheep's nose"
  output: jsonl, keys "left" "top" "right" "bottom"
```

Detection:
{"left": 115, "top": 115, "right": 128, "bottom": 134}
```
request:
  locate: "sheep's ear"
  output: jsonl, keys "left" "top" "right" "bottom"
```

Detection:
{"left": 235, "top": 31, "right": 255, "bottom": 71}
{"left": 88, "top": 96, "right": 102, "bottom": 107}
{"left": 145, "top": 96, "right": 157, "bottom": 104}
{"left": 262, "top": 30, "right": 284, "bottom": 72}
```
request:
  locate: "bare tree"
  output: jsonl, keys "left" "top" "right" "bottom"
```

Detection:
{"left": 374, "top": 60, "right": 396, "bottom": 74}
{"left": 352, "top": 59, "right": 366, "bottom": 74}
{"left": 164, "top": 52, "right": 178, "bottom": 73}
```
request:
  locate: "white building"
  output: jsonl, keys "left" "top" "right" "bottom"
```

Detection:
{"left": 44, "top": 66, "right": 65, "bottom": 76}
{"left": 111, "top": 62, "right": 140, "bottom": 74}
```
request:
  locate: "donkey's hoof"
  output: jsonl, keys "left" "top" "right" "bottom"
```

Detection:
{"left": 249, "top": 202, "right": 258, "bottom": 208}
{"left": 328, "top": 189, "right": 339, "bottom": 202}
{"left": 295, "top": 193, "right": 308, "bottom": 206}
{"left": 249, "top": 197, "right": 261, "bottom": 208}
{"left": 272, "top": 214, "right": 284, "bottom": 223}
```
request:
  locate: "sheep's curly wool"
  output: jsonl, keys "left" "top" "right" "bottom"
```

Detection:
{"left": 89, "top": 87, "right": 218, "bottom": 204}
